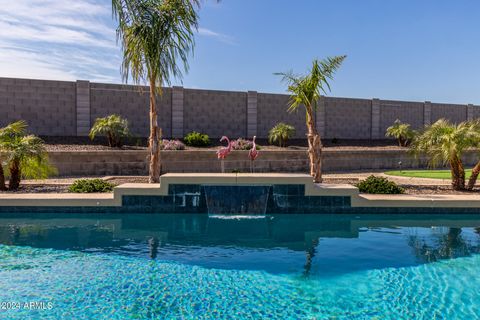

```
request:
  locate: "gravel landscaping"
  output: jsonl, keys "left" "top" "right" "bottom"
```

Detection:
{"left": 41, "top": 137, "right": 405, "bottom": 152}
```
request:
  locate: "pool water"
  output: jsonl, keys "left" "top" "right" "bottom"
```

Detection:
{"left": 0, "top": 213, "right": 479, "bottom": 319}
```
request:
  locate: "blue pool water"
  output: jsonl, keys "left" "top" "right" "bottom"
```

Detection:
{"left": 0, "top": 213, "right": 479, "bottom": 319}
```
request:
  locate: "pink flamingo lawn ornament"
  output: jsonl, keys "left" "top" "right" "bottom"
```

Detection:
{"left": 216, "top": 136, "right": 232, "bottom": 173}
{"left": 248, "top": 136, "right": 259, "bottom": 173}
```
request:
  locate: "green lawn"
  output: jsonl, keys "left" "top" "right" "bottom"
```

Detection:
{"left": 385, "top": 169, "right": 472, "bottom": 179}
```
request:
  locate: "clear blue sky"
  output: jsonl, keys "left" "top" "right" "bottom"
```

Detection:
{"left": 1, "top": 0, "right": 480, "bottom": 103}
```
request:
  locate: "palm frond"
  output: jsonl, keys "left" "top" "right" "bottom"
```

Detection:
{"left": 410, "top": 119, "right": 476, "bottom": 168}
{"left": 275, "top": 56, "right": 346, "bottom": 114}
{"left": 119, "top": 0, "right": 198, "bottom": 94}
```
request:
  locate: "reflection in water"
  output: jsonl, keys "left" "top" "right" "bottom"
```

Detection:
{"left": 408, "top": 227, "right": 480, "bottom": 262}
{"left": 0, "top": 213, "right": 479, "bottom": 274}
{"left": 303, "top": 238, "right": 319, "bottom": 277}
{"left": 149, "top": 237, "right": 159, "bottom": 259}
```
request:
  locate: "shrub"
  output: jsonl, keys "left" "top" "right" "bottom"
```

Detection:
{"left": 385, "top": 119, "right": 415, "bottom": 147}
{"left": 268, "top": 123, "right": 295, "bottom": 147}
{"left": 231, "top": 138, "right": 260, "bottom": 151}
{"left": 184, "top": 131, "right": 210, "bottom": 147}
{"left": 356, "top": 175, "right": 404, "bottom": 194}
{"left": 160, "top": 139, "right": 185, "bottom": 150}
{"left": 89, "top": 114, "right": 130, "bottom": 148}
{"left": 69, "top": 179, "right": 115, "bottom": 193}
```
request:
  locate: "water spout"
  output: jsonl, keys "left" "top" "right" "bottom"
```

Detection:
{"left": 203, "top": 185, "right": 270, "bottom": 215}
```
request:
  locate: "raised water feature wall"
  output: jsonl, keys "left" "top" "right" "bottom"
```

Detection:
{"left": 1, "top": 174, "right": 480, "bottom": 214}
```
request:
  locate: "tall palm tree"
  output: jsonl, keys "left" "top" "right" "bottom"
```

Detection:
{"left": 276, "top": 56, "right": 346, "bottom": 182}
{"left": 411, "top": 119, "right": 477, "bottom": 191}
{"left": 113, "top": 0, "right": 198, "bottom": 183}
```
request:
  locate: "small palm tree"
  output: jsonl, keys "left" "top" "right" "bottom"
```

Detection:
{"left": 115, "top": 0, "right": 198, "bottom": 183}
{"left": 0, "top": 121, "right": 27, "bottom": 190}
{"left": 0, "top": 121, "right": 56, "bottom": 190}
{"left": 89, "top": 114, "right": 130, "bottom": 148}
{"left": 411, "top": 119, "right": 477, "bottom": 191}
{"left": 268, "top": 123, "right": 295, "bottom": 147}
{"left": 276, "top": 56, "right": 346, "bottom": 182}
{"left": 385, "top": 119, "right": 416, "bottom": 147}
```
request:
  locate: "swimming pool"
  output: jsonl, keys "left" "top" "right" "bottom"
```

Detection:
{"left": 0, "top": 213, "right": 479, "bottom": 319}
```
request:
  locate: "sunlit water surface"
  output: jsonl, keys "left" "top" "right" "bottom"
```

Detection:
{"left": 0, "top": 213, "right": 479, "bottom": 319}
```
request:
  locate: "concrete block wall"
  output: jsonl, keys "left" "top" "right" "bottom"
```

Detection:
{"left": 0, "top": 78, "right": 76, "bottom": 135}
{"left": 90, "top": 83, "right": 172, "bottom": 137}
{"left": 183, "top": 89, "right": 247, "bottom": 138}
{"left": 257, "top": 93, "right": 307, "bottom": 139}
{"left": 324, "top": 97, "right": 372, "bottom": 139}
{"left": 1, "top": 76, "right": 480, "bottom": 140}
{"left": 379, "top": 100, "right": 425, "bottom": 134}
{"left": 471, "top": 104, "right": 480, "bottom": 119}
{"left": 431, "top": 103, "right": 467, "bottom": 124}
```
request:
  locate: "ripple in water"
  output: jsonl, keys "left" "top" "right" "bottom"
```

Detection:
{"left": 0, "top": 245, "right": 479, "bottom": 319}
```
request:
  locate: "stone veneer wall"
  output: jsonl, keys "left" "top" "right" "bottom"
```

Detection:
{"left": 2, "top": 77, "right": 480, "bottom": 139}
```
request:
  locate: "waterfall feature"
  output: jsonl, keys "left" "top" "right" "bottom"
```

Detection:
{"left": 203, "top": 185, "right": 271, "bottom": 215}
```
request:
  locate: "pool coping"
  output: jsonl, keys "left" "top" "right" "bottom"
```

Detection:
{"left": 0, "top": 173, "right": 479, "bottom": 209}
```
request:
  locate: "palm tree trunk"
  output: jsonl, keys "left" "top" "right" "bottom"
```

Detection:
{"left": 467, "top": 160, "right": 480, "bottom": 190}
{"left": 450, "top": 157, "right": 465, "bottom": 191}
{"left": 0, "top": 162, "right": 6, "bottom": 191}
{"left": 306, "top": 107, "right": 323, "bottom": 183}
{"left": 8, "top": 160, "right": 21, "bottom": 190}
{"left": 148, "top": 78, "right": 161, "bottom": 183}
{"left": 107, "top": 132, "right": 114, "bottom": 148}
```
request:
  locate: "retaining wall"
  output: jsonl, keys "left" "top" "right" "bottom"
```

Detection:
{"left": 47, "top": 149, "right": 480, "bottom": 176}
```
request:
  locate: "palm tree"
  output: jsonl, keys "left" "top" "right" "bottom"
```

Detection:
{"left": 113, "top": 0, "right": 198, "bottom": 183}
{"left": 276, "top": 56, "right": 346, "bottom": 182}
{"left": 0, "top": 121, "right": 27, "bottom": 190}
{"left": 411, "top": 119, "right": 477, "bottom": 191}
{"left": 0, "top": 121, "right": 56, "bottom": 190}
{"left": 89, "top": 114, "right": 130, "bottom": 148}
{"left": 385, "top": 119, "right": 416, "bottom": 147}
{"left": 268, "top": 123, "right": 295, "bottom": 147}
{"left": 0, "top": 160, "right": 5, "bottom": 191}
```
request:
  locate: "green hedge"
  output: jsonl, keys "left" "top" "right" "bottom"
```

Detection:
{"left": 356, "top": 175, "right": 404, "bottom": 194}
{"left": 69, "top": 179, "right": 114, "bottom": 193}
{"left": 183, "top": 131, "right": 210, "bottom": 147}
